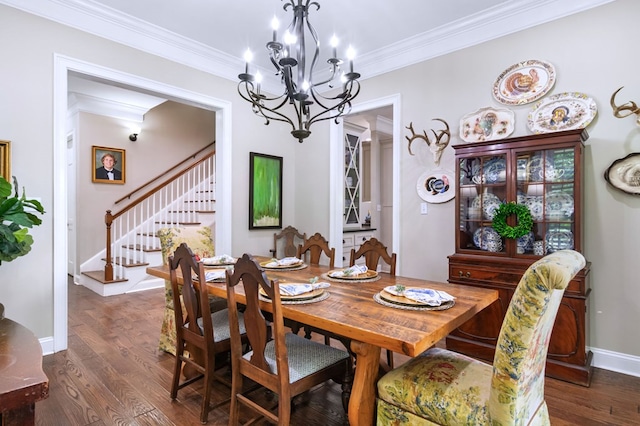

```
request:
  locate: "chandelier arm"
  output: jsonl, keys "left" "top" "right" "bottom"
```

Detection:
{"left": 237, "top": 82, "right": 299, "bottom": 130}
{"left": 306, "top": 82, "right": 360, "bottom": 126}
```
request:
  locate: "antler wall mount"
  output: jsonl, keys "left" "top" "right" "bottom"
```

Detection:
{"left": 610, "top": 86, "right": 640, "bottom": 125}
{"left": 405, "top": 119, "right": 451, "bottom": 166}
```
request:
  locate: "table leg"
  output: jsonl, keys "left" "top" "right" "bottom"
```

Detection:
{"left": 349, "top": 340, "right": 381, "bottom": 426}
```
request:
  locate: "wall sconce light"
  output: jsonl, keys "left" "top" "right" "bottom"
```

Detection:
{"left": 129, "top": 125, "right": 141, "bottom": 141}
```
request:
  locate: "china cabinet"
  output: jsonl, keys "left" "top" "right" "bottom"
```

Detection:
{"left": 447, "top": 128, "right": 592, "bottom": 386}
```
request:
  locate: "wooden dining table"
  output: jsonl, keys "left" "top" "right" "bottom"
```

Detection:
{"left": 147, "top": 258, "right": 498, "bottom": 426}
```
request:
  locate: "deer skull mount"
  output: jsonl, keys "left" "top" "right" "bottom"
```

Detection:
{"left": 611, "top": 86, "right": 640, "bottom": 126}
{"left": 406, "top": 119, "right": 451, "bottom": 166}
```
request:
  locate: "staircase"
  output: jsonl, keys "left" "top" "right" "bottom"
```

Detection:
{"left": 78, "top": 150, "right": 216, "bottom": 296}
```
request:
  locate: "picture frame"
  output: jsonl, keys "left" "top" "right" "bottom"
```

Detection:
{"left": 92, "top": 145, "right": 125, "bottom": 184}
{"left": 249, "top": 152, "right": 282, "bottom": 229}
{"left": 0, "top": 140, "right": 10, "bottom": 181}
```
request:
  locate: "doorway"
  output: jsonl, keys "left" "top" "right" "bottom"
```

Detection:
{"left": 52, "top": 55, "right": 233, "bottom": 353}
{"left": 329, "top": 94, "right": 401, "bottom": 272}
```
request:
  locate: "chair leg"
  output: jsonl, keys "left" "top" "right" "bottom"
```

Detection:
{"left": 200, "top": 364, "right": 214, "bottom": 424}
{"left": 170, "top": 346, "right": 184, "bottom": 399}
{"left": 278, "top": 391, "right": 292, "bottom": 426}
{"left": 228, "top": 368, "right": 242, "bottom": 426}
{"left": 386, "top": 349, "right": 394, "bottom": 369}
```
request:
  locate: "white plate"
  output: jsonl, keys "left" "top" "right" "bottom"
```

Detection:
{"left": 527, "top": 92, "right": 597, "bottom": 134}
{"left": 473, "top": 227, "right": 502, "bottom": 251}
{"left": 545, "top": 192, "right": 574, "bottom": 216}
{"left": 471, "top": 192, "right": 501, "bottom": 220}
{"left": 523, "top": 196, "right": 544, "bottom": 221}
{"left": 493, "top": 59, "right": 556, "bottom": 105}
{"left": 416, "top": 168, "right": 456, "bottom": 203}
{"left": 545, "top": 229, "right": 573, "bottom": 252}
{"left": 483, "top": 157, "right": 507, "bottom": 183}
{"left": 604, "top": 153, "right": 640, "bottom": 195}
{"left": 459, "top": 107, "right": 515, "bottom": 142}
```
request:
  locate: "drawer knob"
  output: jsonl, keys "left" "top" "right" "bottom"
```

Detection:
{"left": 458, "top": 271, "right": 471, "bottom": 278}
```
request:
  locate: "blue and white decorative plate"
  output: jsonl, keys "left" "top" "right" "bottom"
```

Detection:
{"left": 473, "top": 227, "right": 502, "bottom": 251}
{"left": 545, "top": 229, "right": 573, "bottom": 252}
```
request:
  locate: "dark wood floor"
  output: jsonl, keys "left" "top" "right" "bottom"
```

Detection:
{"left": 35, "top": 280, "right": 640, "bottom": 425}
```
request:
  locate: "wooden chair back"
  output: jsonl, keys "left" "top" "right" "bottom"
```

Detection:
{"left": 226, "top": 253, "right": 349, "bottom": 425}
{"left": 297, "top": 232, "right": 335, "bottom": 269}
{"left": 350, "top": 237, "right": 396, "bottom": 275}
{"left": 270, "top": 225, "right": 306, "bottom": 258}
{"left": 168, "top": 242, "right": 233, "bottom": 423}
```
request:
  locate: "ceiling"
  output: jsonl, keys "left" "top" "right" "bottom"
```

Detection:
{"left": 3, "top": 0, "right": 612, "bottom": 118}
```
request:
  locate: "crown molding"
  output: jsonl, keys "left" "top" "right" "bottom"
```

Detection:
{"left": 1, "top": 0, "right": 616, "bottom": 90}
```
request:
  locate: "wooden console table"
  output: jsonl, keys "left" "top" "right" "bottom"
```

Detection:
{"left": 0, "top": 314, "right": 49, "bottom": 425}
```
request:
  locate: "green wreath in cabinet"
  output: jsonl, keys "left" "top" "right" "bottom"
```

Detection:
{"left": 491, "top": 202, "right": 533, "bottom": 239}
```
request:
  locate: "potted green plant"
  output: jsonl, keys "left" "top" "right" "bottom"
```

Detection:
{"left": 0, "top": 176, "right": 45, "bottom": 264}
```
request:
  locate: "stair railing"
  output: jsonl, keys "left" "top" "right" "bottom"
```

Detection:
{"left": 104, "top": 149, "right": 215, "bottom": 281}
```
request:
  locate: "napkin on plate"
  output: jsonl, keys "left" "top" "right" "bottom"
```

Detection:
{"left": 204, "top": 270, "right": 226, "bottom": 282}
{"left": 201, "top": 254, "right": 236, "bottom": 265}
{"left": 385, "top": 286, "right": 454, "bottom": 306}
{"left": 330, "top": 264, "right": 368, "bottom": 278}
{"left": 278, "top": 282, "right": 330, "bottom": 296}
{"left": 265, "top": 257, "right": 302, "bottom": 267}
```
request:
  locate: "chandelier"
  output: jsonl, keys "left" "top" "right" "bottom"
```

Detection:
{"left": 238, "top": 0, "right": 361, "bottom": 143}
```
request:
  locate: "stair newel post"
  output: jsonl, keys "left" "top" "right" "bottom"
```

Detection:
{"left": 105, "top": 210, "right": 114, "bottom": 281}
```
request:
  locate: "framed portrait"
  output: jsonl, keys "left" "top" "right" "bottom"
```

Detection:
{"left": 92, "top": 145, "right": 125, "bottom": 184}
{"left": 249, "top": 152, "right": 282, "bottom": 229}
{"left": 0, "top": 140, "right": 10, "bottom": 181}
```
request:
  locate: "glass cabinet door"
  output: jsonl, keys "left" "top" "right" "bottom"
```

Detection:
{"left": 516, "top": 147, "right": 575, "bottom": 256}
{"left": 458, "top": 154, "right": 507, "bottom": 254}
{"left": 344, "top": 132, "right": 361, "bottom": 225}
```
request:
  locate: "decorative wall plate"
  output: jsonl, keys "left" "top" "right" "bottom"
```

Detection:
{"left": 527, "top": 92, "right": 597, "bottom": 134}
{"left": 604, "top": 152, "right": 640, "bottom": 195}
{"left": 416, "top": 168, "right": 456, "bottom": 203}
{"left": 459, "top": 107, "right": 515, "bottom": 142}
{"left": 492, "top": 59, "right": 556, "bottom": 105}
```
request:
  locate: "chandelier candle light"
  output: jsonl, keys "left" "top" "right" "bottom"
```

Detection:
{"left": 238, "top": 0, "right": 361, "bottom": 143}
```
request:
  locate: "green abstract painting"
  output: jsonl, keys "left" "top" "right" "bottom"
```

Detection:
{"left": 249, "top": 152, "right": 282, "bottom": 229}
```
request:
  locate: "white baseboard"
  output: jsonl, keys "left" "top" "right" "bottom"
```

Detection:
{"left": 590, "top": 346, "right": 640, "bottom": 378}
{"left": 40, "top": 336, "right": 55, "bottom": 356}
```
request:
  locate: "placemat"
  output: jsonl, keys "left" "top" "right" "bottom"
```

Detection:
{"left": 259, "top": 291, "right": 330, "bottom": 305}
{"left": 373, "top": 292, "right": 455, "bottom": 311}
{"left": 321, "top": 273, "right": 381, "bottom": 283}
{"left": 261, "top": 263, "right": 309, "bottom": 272}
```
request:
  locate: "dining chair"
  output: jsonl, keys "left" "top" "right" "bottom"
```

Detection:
{"left": 270, "top": 225, "right": 306, "bottom": 259}
{"left": 157, "top": 226, "right": 227, "bottom": 356}
{"left": 350, "top": 237, "right": 397, "bottom": 275}
{"left": 225, "top": 253, "right": 351, "bottom": 426}
{"left": 296, "top": 232, "right": 336, "bottom": 343}
{"left": 169, "top": 243, "right": 246, "bottom": 424}
{"left": 376, "top": 249, "right": 586, "bottom": 426}
{"left": 350, "top": 237, "right": 397, "bottom": 367}
{"left": 296, "top": 232, "right": 335, "bottom": 269}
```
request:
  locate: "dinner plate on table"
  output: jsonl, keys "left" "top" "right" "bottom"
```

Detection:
{"left": 381, "top": 286, "right": 454, "bottom": 307}
{"left": 201, "top": 255, "right": 237, "bottom": 268}
{"left": 259, "top": 260, "right": 305, "bottom": 270}
{"left": 327, "top": 269, "right": 378, "bottom": 280}
{"left": 259, "top": 286, "right": 325, "bottom": 301}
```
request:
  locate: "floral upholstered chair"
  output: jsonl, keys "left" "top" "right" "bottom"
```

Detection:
{"left": 377, "top": 250, "right": 586, "bottom": 426}
{"left": 157, "top": 226, "right": 226, "bottom": 355}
